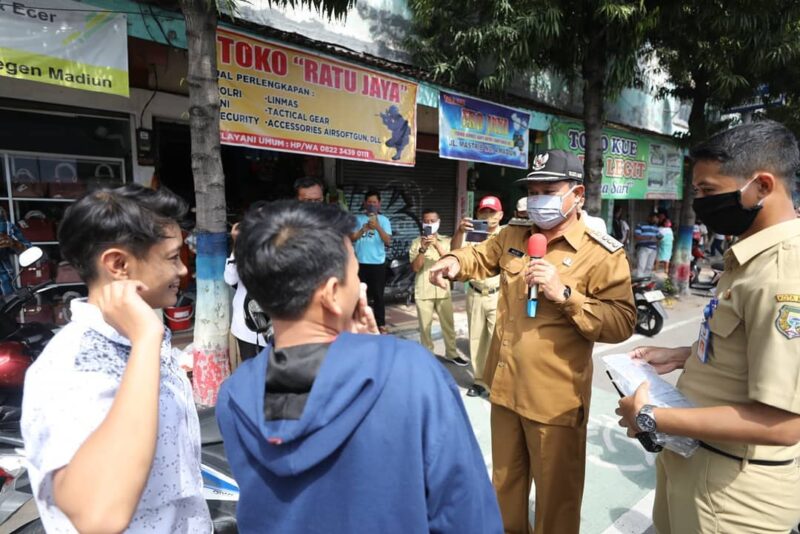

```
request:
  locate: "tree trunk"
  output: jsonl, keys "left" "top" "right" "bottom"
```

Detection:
{"left": 581, "top": 30, "right": 607, "bottom": 216}
{"left": 670, "top": 72, "right": 709, "bottom": 295}
{"left": 181, "top": 0, "right": 231, "bottom": 405}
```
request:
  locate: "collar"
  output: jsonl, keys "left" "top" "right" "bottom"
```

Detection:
{"left": 529, "top": 217, "right": 585, "bottom": 251}
{"left": 531, "top": 217, "right": 586, "bottom": 251}
{"left": 730, "top": 219, "right": 800, "bottom": 266}
{"left": 69, "top": 299, "right": 168, "bottom": 347}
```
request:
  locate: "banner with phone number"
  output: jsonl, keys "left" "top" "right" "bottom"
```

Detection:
{"left": 216, "top": 27, "right": 417, "bottom": 166}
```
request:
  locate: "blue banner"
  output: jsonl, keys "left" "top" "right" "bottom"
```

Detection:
{"left": 438, "top": 91, "right": 530, "bottom": 169}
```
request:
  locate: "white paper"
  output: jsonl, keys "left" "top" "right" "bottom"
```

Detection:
{"left": 603, "top": 353, "right": 699, "bottom": 457}
{"left": 602, "top": 353, "right": 695, "bottom": 409}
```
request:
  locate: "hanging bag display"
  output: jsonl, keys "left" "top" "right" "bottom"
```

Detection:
{"left": 55, "top": 261, "right": 83, "bottom": 284}
{"left": 87, "top": 163, "right": 118, "bottom": 191}
{"left": 22, "top": 294, "right": 54, "bottom": 324}
{"left": 12, "top": 166, "right": 47, "bottom": 198}
{"left": 49, "top": 162, "right": 87, "bottom": 199}
{"left": 19, "top": 260, "right": 53, "bottom": 286}
{"left": 18, "top": 211, "right": 56, "bottom": 243}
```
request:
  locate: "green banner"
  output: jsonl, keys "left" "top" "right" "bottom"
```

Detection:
{"left": 549, "top": 119, "right": 683, "bottom": 200}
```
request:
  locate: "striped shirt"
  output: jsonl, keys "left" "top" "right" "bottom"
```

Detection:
{"left": 634, "top": 224, "right": 659, "bottom": 249}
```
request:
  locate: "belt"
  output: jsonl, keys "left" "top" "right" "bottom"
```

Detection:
{"left": 470, "top": 285, "right": 499, "bottom": 296}
{"left": 699, "top": 441, "right": 795, "bottom": 466}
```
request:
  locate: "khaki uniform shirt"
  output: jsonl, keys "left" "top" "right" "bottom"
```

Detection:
{"left": 678, "top": 218, "right": 800, "bottom": 461}
{"left": 409, "top": 235, "right": 452, "bottom": 300}
{"left": 449, "top": 217, "right": 636, "bottom": 426}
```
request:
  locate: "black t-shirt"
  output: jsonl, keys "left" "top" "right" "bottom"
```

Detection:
{"left": 264, "top": 343, "right": 331, "bottom": 421}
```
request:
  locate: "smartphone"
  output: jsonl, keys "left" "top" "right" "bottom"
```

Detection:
{"left": 465, "top": 219, "right": 490, "bottom": 243}
{"left": 423, "top": 226, "right": 433, "bottom": 236}
{"left": 605, "top": 371, "right": 664, "bottom": 453}
{"left": 471, "top": 219, "right": 489, "bottom": 232}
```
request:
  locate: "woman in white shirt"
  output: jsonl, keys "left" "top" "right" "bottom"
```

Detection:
{"left": 225, "top": 223, "right": 266, "bottom": 360}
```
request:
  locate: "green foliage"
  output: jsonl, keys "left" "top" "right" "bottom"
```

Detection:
{"left": 406, "top": 0, "right": 654, "bottom": 97}
{"left": 647, "top": 1, "right": 800, "bottom": 127}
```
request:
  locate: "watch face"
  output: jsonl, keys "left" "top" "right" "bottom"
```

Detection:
{"left": 636, "top": 412, "right": 656, "bottom": 433}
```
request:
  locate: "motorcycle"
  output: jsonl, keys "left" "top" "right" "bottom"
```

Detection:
{"left": 632, "top": 276, "right": 668, "bottom": 337}
{"left": 384, "top": 256, "right": 415, "bottom": 305}
{"left": 0, "top": 247, "right": 57, "bottom": 408}
{"left": 690, "top": 256, "right": 724, "bottom": 293}
{"left": 0, "top": 408, "right": 239, "bottom": 533}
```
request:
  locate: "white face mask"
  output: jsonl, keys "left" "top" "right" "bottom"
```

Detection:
{"left": 527, "top": 186, "right": 578, "bottom": 230}
{"left": 422, "top": 221, "right": 440, "bottom": 235}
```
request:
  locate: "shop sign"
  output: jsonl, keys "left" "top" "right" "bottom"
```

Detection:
{"left": 549, "top": 119, "right": 683, "bottom": 200}
{"left": 0, "top": 0, "right": 128, "bottom": 97}
{"left": 217, "top": 27, "right": 417, "bottom": 166}
{"left": 439, "top": 91, "right": 529, "bottom": 169}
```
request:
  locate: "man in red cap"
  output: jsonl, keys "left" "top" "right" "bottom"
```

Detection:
{"left": 452, "top": 195, "right": 505, "bottom": 396}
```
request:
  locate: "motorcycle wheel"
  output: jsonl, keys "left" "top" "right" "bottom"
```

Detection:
{"left": 635, "top": 299, "right": 664, "bottom": 337}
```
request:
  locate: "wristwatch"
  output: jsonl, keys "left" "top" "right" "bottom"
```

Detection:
{"left": 419, "top": 247, "right": 427, "bottom": 254}
{"left": 636, "top": 404, "right": 658, "bottom": 433}
{"left": 562, "top": 285, "right": 572, "bottom": 301}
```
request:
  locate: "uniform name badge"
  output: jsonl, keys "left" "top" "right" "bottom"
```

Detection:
{"left": 696, "top": 298, "right": 718, "bottom": 363}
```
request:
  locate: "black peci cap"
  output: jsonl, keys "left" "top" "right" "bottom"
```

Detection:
{"left": 515, "top": 150, "right": 584, "bottom": 183}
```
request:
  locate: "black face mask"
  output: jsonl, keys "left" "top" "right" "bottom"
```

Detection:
{"left": 692, "top": 185, "right": 763, "bottom": 236}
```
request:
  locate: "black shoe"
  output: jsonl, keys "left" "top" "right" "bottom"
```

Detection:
{"left": 466, "top": 384, "right": 487, "bottom": 397}
{"left": 450, "top": 356, "right": 470, "bottom": 367}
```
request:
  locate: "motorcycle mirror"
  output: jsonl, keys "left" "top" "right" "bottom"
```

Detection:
{"left": 18, "top": 247, "right": 43, "bottom": 268}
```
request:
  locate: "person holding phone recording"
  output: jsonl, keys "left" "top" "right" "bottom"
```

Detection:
{"left": 350, "top": 190, "right": 392, "bottom": 333}
{"left": 409, "top": 209, "right": 460, "bottom": 364}
{"left": 452, "top": 195, "right": 505, "bottom": 397}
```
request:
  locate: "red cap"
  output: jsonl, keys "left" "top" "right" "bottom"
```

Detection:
{"left": 478, "top": 196, "right": 502, "bottom": 212}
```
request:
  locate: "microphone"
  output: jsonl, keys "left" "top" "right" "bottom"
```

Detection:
{"left": 527, "top": 233, "right": 547, "bottom": 318}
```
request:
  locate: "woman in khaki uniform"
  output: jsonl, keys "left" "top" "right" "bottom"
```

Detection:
{"left": 618, "top": 120, "right": 800, "bottom": 533}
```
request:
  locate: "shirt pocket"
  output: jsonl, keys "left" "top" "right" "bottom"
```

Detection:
{"left": 499, "top": 254, "right": 525, "bottom": 283}
{"left": 708, "top": 305, "right": 747, "bottom": 373}
{"left": 710, "top": 306, "right": 741, "bottom": 338}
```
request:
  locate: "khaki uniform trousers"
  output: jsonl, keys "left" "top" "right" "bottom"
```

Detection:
{"left": 491, "top": 404, "right": 586, "bottom": 534}
{"left": 416, "top": 297, "right": 458, "bottom": 359}
{"left": 653, "top": 448, "right": 800, "bottom": 534}
{"left": 466, "top": 288, "right": 498, "bottom": 386}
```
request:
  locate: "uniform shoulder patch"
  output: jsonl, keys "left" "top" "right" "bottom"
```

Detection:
{"left": 586, "top": 227, "right": 623, "bottom": 253}
{"left": 776, "top": 305, "right": 800, "bottom": 340}
{"left": 508, "top": 217, "right": 533, "bottom": 227}
{"left": 776, "top": 294, "right": 800, "bottom": 304}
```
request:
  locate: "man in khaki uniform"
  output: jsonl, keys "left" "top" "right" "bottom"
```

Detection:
{"left": 618, "top": 120, "right": 800, "bottom": 533}
{"left": 452, "top": 195, "right": 505, "bottom": 396}
{"left": 431, "top": 150, "right": 636, "bottom": 534}
{"left": 409, "top": 209, "right": 460, "bottom": 362}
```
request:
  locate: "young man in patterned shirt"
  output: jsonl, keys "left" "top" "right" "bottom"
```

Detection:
{"left": 21, "top": 185, "right": 211, "bottom": 533}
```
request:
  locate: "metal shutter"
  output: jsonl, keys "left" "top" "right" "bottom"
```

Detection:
{"left": 340, "top": 152, "right": 458, "bottom": 262}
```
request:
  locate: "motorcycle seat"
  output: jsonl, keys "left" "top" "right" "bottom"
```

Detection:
{"left": 631, "top": 275, "right": 652, "bottom": 284}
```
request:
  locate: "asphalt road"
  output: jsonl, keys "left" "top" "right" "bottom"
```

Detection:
{"left": 397, "top": 293, "right": 706, "bottom": 533}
